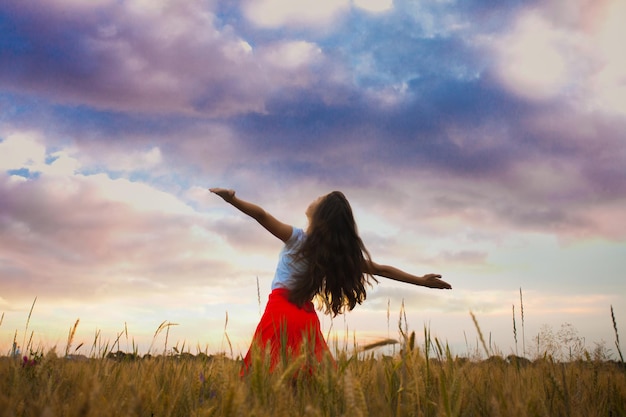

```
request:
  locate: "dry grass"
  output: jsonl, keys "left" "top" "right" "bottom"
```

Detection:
{"left": 1, "top": 338, "right": 625, "bottom": 416}
{"left": 1, "top": 299, "right": 625, "bottom": 417}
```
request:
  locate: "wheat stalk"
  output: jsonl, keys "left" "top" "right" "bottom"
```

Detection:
{"left": 22, "top": 296, "right": 37, "bottom": 353}
{"left": 387, "top": 298, "right": 390, "bottom": 338}
{"left": 148, "top": 320, "right": 178, "bottom": 355}
{"left": 470, "top": 311, "right": 490, "bottom": 358}
{"left": 124, "top": 321, "right": 129, "bottom": 352}
{"left": 611, "top": 305, "right": 624, "bottom": 363}
{"left": 12, "top": 330, "right": 18, "bottom": 357}
{"left": 163, "top": 322, "right": 179, "bottom": 355}
{"left": 398, "top": 299, "right": 408, "bottom": 342}
{"left": 90, "top": 328, "right": 101, "bottom": 358}
{"left": 256, "top": 276, "right": 262, "bottom": 316}
{"left": 359, "top": 338, "right": 398, "bottom": 352}
{"left": 222, "top": 311, "right": 233, "bottom": 358}
{"left": 519, "top": 287, "right": 526, "bottom": 357}
{"left": 65, "top": 318, "right": 80, "bottom": 357}
{"left": 26, "top": 330, "right": 34, "bottom": 355}
{"left": 512, "top": 304, "right": 518, "bottom": 356}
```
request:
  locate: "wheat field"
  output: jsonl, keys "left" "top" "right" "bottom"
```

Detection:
{"left": 1, "top": 299, "right": 625, "bottom": 416}
{"left": 1, "top": 333, "right": 625, "bottom": 417}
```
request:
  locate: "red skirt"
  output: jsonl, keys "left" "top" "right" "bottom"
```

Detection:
{"left": 241, "top": 288, "right": 333, "bottom": 374}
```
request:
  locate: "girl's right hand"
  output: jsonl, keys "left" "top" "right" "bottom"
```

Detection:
{"left": 209, "top": 188, "right": 235, "bottom": 202}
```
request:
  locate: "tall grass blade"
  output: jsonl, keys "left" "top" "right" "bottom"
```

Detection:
{"left": 163, "top": 322, "right": 179, "bottom": 355}
{"left": 359, "top": 338, "right": 398, "bottom": 352}
{"left": 112, "top": 331, "right": 123, "bottom": 352}
{"left": 23, "top": 296, "right": 37, "bottom": 352}
{"left": 387, "top": 298, "right": 390, "bottom": 338}
{"left": 222, "top": 311, "right": 231, "bottom": 356}
{"left": 512, "top": 304, "right": 518, "bottom": 356}
{"left": 520, "top": 287, "right": 526, "bottom": 357}
{"left": 12, "top": 330, "right": 18, "bottom": 356}
{"left": 125, "top": 321, "right": 129, "bottom": 351}
{"left": 611, "top": 305, "right": 624, "bottom": 363}
{"left": 26, "top": 330, "right": 34, "bottom": 355}
{"left": 90, "top": 328, "right": 101, "bottom": 358}
{"left": 148, "top": 320, "right": 168, "bottom": 354}
{"left": 256, "top": 276, "right": 261, "bottom": 315}
{"left": 398, "top": 299, "right": 408, "bottom": 341}
{"left": 65, "top": 318, "right": 80, "bottom": 357}
{"left": 470, "top": 311, "right": 490, "bottom": 358}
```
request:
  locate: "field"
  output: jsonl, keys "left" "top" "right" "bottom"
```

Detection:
{"left": 2, "top": 299, "right": 625, "bottom": 416}
{"left": 1, "top": 331, "right": 625, "bottom": 417}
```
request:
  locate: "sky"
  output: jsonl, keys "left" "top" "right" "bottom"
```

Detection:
{"left": 1, "top": 0, "right": 625, "bottom": 359}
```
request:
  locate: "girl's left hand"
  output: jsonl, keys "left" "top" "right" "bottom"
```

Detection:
{"left": 422, "top": 274, "right": 452, "bottom": 289}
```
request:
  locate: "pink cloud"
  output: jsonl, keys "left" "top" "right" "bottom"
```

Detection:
{"left": 0, "top": 0, "right": 337, "bottom": 117}
{"left": 0, "top": 168, "right": 254, "bottom": 304}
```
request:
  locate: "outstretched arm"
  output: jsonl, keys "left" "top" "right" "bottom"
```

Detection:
{"left": 210, "top": 188, "right": 293, "bottom": 242}
{"left": 364, "top": 260, "right": 451, "bottom": 289}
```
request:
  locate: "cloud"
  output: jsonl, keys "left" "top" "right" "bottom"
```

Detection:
{"left": 584, "top": 0, "right": 626, "bottom": 115}
{"left": 259, "top": 41, "right": 322, "bottom": 71}
{"left": 366, "top": 287, "right": 504, "bottom": 315}
{"left": 492, "top": 11, "right": 573, "bottom": 100}
{"left": 428, "top": 250, "right": 488, "bottom": 266}
{"left": 0, "top": 0, "right": 328, "bottom": 116}
{"left": 0, "top": 137, "right": 265, "bottom": 305}
{"left": 242, "top": 0, "right": 350, "bottom": 29}
{"left": 80, "top": 146, "right": 163, "bottom": 174}
{"left": 354, "top": 0, "right": 393, "bottom": 14}
{"left": 0, "top": 132, "right": 46, "bottom": 171}
{"left": 488, "top": 0, "right": 626, "bottom": 114}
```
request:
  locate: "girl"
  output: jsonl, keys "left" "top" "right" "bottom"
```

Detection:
{"left": 210, "top": 188, "right": 451, "bottom": 373}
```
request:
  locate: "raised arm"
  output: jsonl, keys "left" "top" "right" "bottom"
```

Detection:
{"left": 364, "top": 260, "right": 451, "bottom": 289}
{"left": 210, "top": 188, "right": 293, "bottom": 242}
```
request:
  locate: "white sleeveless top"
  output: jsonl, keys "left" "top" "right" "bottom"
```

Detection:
{"left": 270, "top": 227, "right": 307, "bottom": 290}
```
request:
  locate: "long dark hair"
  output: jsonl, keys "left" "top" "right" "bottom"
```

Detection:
{"left": 288, "top": 191, "right": 377, "bottom": 316}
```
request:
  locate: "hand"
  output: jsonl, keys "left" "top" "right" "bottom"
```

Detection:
{"left": 422, "top": 274, "right": 452, "bottom": 289}
{"left": 209, "top": 188, "right": 235, "bottom": 202}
